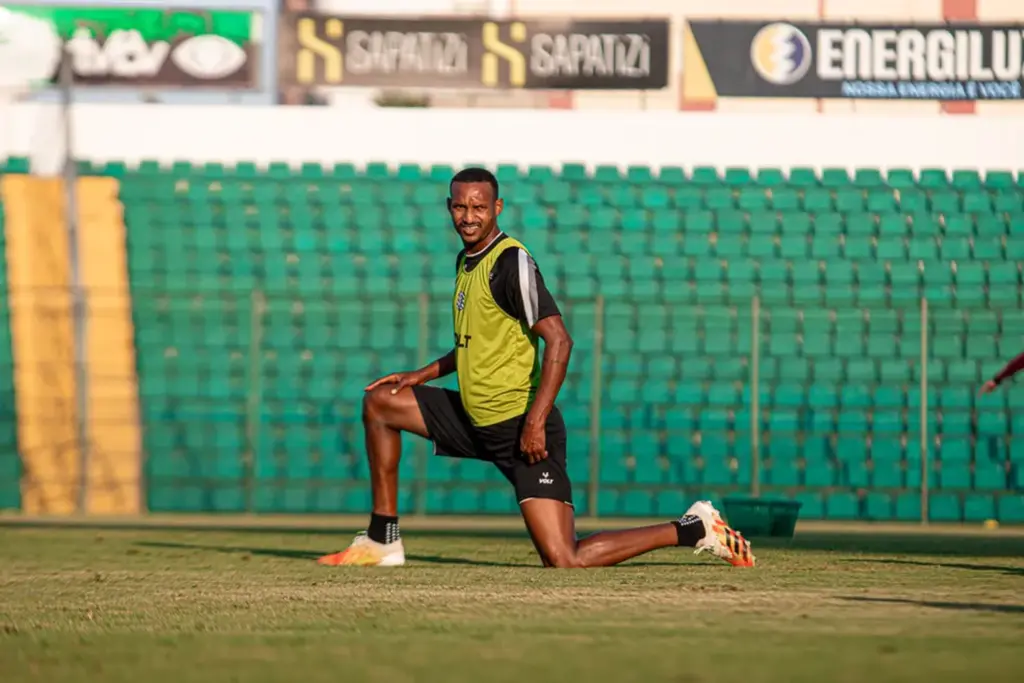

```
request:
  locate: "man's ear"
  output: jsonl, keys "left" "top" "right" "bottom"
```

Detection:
{"left": 446, "top": 197, "right": 452, "bottom": 211}
{"left": 495, "top": 197, "right": 504, "bottom": 216}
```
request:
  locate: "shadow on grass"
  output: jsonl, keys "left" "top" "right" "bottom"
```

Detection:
{"left": 837, "top": 595, "right": 1024, "bottom": 614}
{"left": 135, "top": 541, "right": 688, "bottom": 569}
{"left": 840, "top": 558, "right": 1024, "bottom": 577}
{"left": 135, "top": 541, "right": 537, "bottom": 568}
{"left": 753, "top": 531, "right": 1024, "bottom": 559}
{"left": 137, "top": 541, "right": 322, "bottom": 561}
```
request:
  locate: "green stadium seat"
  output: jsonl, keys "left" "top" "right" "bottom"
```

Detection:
{"left": 844, "top": 236, "right": 873, "bottom": 260}
{"left": 919, "top": 168, "right": 949, "bottom": 189}
{"left": 952, "top": 169, "right": 982, "bottom": 190}
{"left": 787, "top": 167, "right": 818, "bottom": 187}
{"left": 998, "top": 496, "right": 1024, "bottom": 523}
{"left": 975, "top": 455, "right": 1006, "bottom": 490}
{"left": 908, "top": 236, "right": 938, "bottom": 260}
{"left": 825, "top": 492, "right": 859, "bottom": 520}
{"left": 778, "top": 359, "right": 809, "bottom": 383}
{"left": 878, "top": 213, "right": 908, "bottom": 236}
{"left": 984, "top": 170, "right": 1014, "bottom": 188}
{"left": 793, "top": 492, "right": 824, "bottom": 519}
{"left": 626, "top": 165, "right": 653, "bottom": 184}
{"left": 894, "top": 492, "right": 922, "bottom": 521}
{"left": 1003, "top": 235, "right": 1024, "bottom": 262}
{"left": 929, "top": 492, "right": 962, "bottom": 521}
{"left": 691, "top": 166, "right": 720, "bottom": 185}
{"left": 945, "top": 215, "right": 974, "bottom": 238}
{"left": 821, "top": 168, "right": 850, "bottom": 188}
{"left": 1010, "top": 216, "right": 1024, "bottom": 237}
{"left": 963, "top": 191, "right": 992, "bottom": 214}
{"left": 559, "top": 162, "right": 587, "bottom": 181}
{"left": 993, "top": 192, "right": 1021, "bottom": 213}
{"left": 895, "top": 189, "right": 925, "bottom": 214}
{"left": 976, "top": 215, "right": 1006, "bottom": 237}
{"left": 864, "top": 492, "right": 893, "bottom": 520}
{"left": 836, "top": 189, "right": 865, "bottom": 213}
{"left": 814, "top": 358, "right": 844, "bottom": 383}
{"left": 814, "top": 212, "right": 843, "bottom": 235}
{"left": 3, "top": 155, "right": 31, "bottom": 173}
{"left": 715, "top": 236, "right": 744, "bottom": 260}
{"left": 721, "top": 167, "right": 749, "bottom": 186}
{"left": 641, "top": 186, "right": 670, "bottom": 210}
{"left": 526, "top": 164, "right": 556, "bottom": 182}
{"left": 803, "top": 188, "right": 832, "bottom": 213}
{"left": 756, "top": 168, "right": 786, "bottom": 187}
{"left": 778, "top": 211, "right": 809, "bottom": 234}
{"left": 872, "top": 458, "right": 904, "bottom": 488}
{"left": 592, "top": 164, "right": 621, "bottom": 183}
{"left": 854, "top": 168, "right": 884, "bottom": 188}
{"left": 931, "top": 191, "right": 961, "bottom": 214}
{"left": 939, "top": 461, "right": 970, "bottom": 489}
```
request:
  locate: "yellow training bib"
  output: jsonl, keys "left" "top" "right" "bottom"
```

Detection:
{"left": 452, "top": 237, "right": 541, "bottom": 427}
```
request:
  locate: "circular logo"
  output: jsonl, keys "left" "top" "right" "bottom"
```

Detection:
{"left": 750, "top": 22, "right": 812, "bottom": 86}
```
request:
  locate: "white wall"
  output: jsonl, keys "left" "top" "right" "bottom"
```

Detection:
{"left": 6, "top": 104, "right": 1024, "bottom": 175}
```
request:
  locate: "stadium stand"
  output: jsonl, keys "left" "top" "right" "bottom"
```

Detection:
{"left": 3, "top": 156, "right": 1024, "bottom": 522}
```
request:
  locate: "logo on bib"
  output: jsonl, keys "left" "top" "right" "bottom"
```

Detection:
{"left": 456, "top": 291, "right": 466, "bottom": 311}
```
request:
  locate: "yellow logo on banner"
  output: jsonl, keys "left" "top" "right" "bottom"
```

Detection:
{"left": 295, "top": 17, "right": 343, "bottom": 84}
{"left": 481, "top": 21, "right": 526, "bottom": 87}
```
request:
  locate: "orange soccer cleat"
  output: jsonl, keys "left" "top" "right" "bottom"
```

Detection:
{"left": 316, "top": 531, "right": 406, "bottom": 567}
{"left": 686, "top": 500, "right": 756, "bottom": 568}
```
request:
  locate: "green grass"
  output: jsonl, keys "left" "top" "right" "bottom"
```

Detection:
{"left": 1, "top": 517, "right": 1023, "bottom": 682}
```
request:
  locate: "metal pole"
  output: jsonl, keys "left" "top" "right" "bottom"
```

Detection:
{"left": 244, "top": 289, "right": 265, "bottom": 513}
{"left": 587, "top": 296, "right": 604, "bottom": 518}
{"left": 919, "top": 297, "right": 929, "bottom": 525}
{"left": 751, "top": 295, "right": 761, "bottom": 497}
{"left": 58, "top": 52, "right": 89, "bottom": 515}
{"left": 415, "top": 292, "right": 429, "bottom": 517}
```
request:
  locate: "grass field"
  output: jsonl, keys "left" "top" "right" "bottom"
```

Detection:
{"left": 1, "top": 515, "right": 1023, "bottom": 683}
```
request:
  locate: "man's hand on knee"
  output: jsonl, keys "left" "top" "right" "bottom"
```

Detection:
{"left": 365, "top": 369, "right": 429, "bottom": 395}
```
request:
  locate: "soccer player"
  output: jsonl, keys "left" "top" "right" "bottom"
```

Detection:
{"left": 317, "top": 168, "right": 755, "bottom": 568}
{"left": 979, "top": 349, "right": 1024, "bottom": 393}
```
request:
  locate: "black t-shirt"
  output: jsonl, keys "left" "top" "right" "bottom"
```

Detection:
{"left": 458, "top": 232, "right": 561, "bottom": 329}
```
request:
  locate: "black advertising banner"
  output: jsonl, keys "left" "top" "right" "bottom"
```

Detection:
{"left": 687, "top": 20, "right": 1024, "bottom": 100}
{"left": 278, "top": 14, "right": 670, "bottom": 90}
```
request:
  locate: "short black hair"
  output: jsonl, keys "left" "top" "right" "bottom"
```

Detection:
{"left": 449, "top": 167, "right": 499, "bottom": 199}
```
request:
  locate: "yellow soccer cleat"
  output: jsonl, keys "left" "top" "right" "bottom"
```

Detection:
{"left": 686, "top": 500, "right": 756, "bottom": 568}
{"left": 316, "top": 531, "right": 406, "bottom": 567}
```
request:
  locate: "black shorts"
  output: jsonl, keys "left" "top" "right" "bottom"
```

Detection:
{"left": 411, "top": 385, "right": 573, "bottom": 507}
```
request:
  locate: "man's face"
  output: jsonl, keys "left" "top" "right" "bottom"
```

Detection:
{"left": 447, "top": 181, "right": 503, "bottom": 250}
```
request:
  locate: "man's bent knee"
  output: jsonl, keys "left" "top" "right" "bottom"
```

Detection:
{"left": 361, "top": 385, "right": 428, "bottom": 438}
{"left": 546, "top": 554, "right": 585, "bottom": 569}
{"left": 362, "top": 385, "right": 405, "bottom": 424}
{"left": 541, "top": 544, "right": 584, "bottom": 569}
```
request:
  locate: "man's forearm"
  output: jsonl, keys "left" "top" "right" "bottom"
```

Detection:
{"left": 526, "top": 335, "right": 572, "bottom": 425}
{"left": 420, "top": 349, "right": 456, "bottom": 381}
{"left": 993, "top": 350, "right": 1024, "bottom": 385}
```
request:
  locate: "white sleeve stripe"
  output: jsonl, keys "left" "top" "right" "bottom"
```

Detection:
{"left": 517, "top": 248, "right": 538, "bottom": 327}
